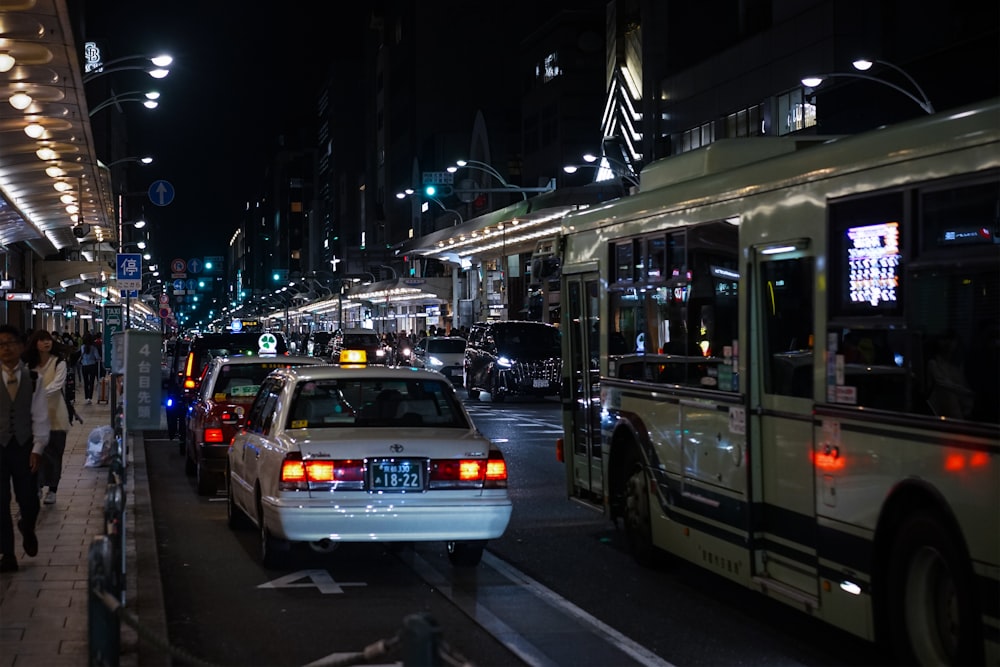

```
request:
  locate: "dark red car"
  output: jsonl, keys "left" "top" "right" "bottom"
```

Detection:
{"left": 184, "top": 354, "right": 326, "bottom": 495}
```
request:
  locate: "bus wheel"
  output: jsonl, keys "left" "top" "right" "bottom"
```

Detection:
{"left": 887, "top": 511, "right": 981, "bottom": 666}
{"left": 623, "top": 450, "right": 655, "bottom": 567}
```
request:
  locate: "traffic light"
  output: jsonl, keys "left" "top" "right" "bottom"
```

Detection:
{"left": 423, "top": 184, "right": 453, "bottom": 197}
{"left": 424, "top": 184, "right": 437, "bottom": 197}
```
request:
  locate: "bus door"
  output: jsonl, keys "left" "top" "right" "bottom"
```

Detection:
{"left": 562, "top": 271, "right": 604, "bottom": 503}
{"left": 747, "top": 242, "right": 820, "bottom": 599}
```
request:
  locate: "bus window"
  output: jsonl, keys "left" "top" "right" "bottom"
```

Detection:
{"left": 760, "top": 257, "right": 814, "bottom": 398}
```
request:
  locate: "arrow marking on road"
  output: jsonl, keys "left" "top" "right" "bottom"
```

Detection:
{"left": 258, "top": 569, "right": 367, "bottom": 594}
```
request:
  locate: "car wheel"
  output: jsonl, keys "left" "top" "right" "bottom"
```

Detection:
{"left": 887, "top": 511, "right": 981, "bottom": 666}
{"left": 466, "top": 380, "right": 479, "bottom": 401}
{"left": 623, "top": 449, "right": 656, "bottom": 567}
{"left": 196, "top": 462, "right": 216, "bottom": 496}
{"left": 446, "top": 540, "right": 485, "bottom": 567}
{"left": 226, "top": 472, "right": 249, "bottom": 530}
{"left": 258, "top": 495, "right": 288, "bottom": 569}
{"left": 490, "top": 374, "right": 505, "bottom": 403}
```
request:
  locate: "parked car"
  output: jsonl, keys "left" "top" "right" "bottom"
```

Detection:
{"left": 184, "top": 354, "right": 327, "bottom": 495}
{"left": 411, "top": 336, "right": 466, "bottom": 386}
{"left": 226, "top": 365, "right": 511, "bottom": 568}
{"left": 327, "top": 328, "right": 389, "bottom": 365}
{"left": 464, "top": 321, "right": 562, "bottom": 402}
{"left": 170, "top": 331, "right": 288, "bottom": 454}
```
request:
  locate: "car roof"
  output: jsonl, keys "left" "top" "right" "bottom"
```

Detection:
{"left": 210, "top": 354, "right": 325, "bottom": 366}
{"left": 269, "top": 364, "right": 447, "bottom": 382}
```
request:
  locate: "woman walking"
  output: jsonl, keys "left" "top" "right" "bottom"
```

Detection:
{"left": 24, "top": 330, "right": 70, "bottom": 505}
{"left": 79, "top": 334, "right": 100, "bottom": 405}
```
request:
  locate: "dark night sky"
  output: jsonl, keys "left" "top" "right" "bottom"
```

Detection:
{"left": 83, "top": 2, "right": 366, "bottom": 266}
{"left": 81, "top": 1, "right": 600, "bottom": 268}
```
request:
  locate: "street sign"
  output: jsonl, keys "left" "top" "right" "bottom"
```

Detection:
{"left": 172, "top": 279, "right": 185, "bottom": 291}
{"left": 171, "top": 258, "right": 187, "bottom": 273}
{"left": 116, "top": 253, "right": 142, "bottom": 292}
{"left": 149, "top": 179, "right": 175, "bottom": 207}
{"left": 422, "top": 171, "right": 454, "bottom": 184}
{"left": 4, "top": 292, "right": 31, "bottom": 301}
{"left": 187, "top": 258, "right": 203, "bottom": 274}
{"left": 158, "top": 294, "right": 170, "bottom": 305}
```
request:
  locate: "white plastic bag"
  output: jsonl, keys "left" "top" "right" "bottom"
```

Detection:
{"left": 84, "top": 425, "right": 116, "bottom": 467}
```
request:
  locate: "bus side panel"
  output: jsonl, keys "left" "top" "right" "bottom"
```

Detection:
{"left": 609, "top": 383, "right": 753, "bottom": 585}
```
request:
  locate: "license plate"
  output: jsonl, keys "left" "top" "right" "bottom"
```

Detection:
{"left": 370, "top": 458, "right": 423, "bottom": 491}
{"left": 532, "top": 378, "right": 549, "bottom": 388}
{"left": 450, "top": 369, "right": 463, "bottom": 376}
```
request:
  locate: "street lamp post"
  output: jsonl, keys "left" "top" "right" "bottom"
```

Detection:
{"left": 801, "top": 58, "right": 934, "bottom": 114}
{"left": 447, "top": 159, "right": 528, "bottom": 201}
{"left": 83, "top": 53, "right": 172, "bottom": 84}
{"left": 89, "top": 91, "right": 161, "bottom": 117}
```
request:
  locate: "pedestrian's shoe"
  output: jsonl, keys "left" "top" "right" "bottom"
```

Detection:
{"left": 44, "top": 492, "right": 56, "bottom": 505}
{"left": 86, "top": 398, "right": 92, "bottom": 405}
{"left": 0, "top": 555, "right": 17, "bottom": 573}
{"left": 17, "top": 519, "right": 38, "bottom": 557}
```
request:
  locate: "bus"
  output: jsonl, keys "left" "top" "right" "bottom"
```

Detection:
{"left": 556, "top": 98, "right": 999, "bottom": 666}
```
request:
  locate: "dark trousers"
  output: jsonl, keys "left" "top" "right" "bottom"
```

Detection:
{"left": 0, "top": 439, "right": 39, "bottom": 557}
{"left": 82, "top": 364, "right": 98, "bottom": 399}
{"left": 39, "top": 430, "right": 66, "bottom": 493}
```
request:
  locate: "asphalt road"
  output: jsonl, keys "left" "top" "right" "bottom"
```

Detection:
{"left": 145, "top": 394, "right": 890, "bottom": 666}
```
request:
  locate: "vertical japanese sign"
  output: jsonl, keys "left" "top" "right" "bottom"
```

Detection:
{"left": 103, "top": 305, "right": 123, "bottom": 369}
{"left": 122, "top": 331, "right": 162, "bottom": 431}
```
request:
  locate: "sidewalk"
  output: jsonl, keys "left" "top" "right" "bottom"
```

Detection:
{"left": 0, "top": 398, "right": 169, "bottom": 667}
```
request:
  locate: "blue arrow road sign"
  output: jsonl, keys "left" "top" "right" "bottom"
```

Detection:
{"left": 187, "top": 258, "right": 203, "bottom": 274}
{"left": 148, "top": 179, "right": 175, "bottom": 207}
{"left": 172, "top": 279, "right": 185, "bottom": 291}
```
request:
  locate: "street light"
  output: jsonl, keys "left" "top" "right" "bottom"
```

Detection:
{"left": 89, "top": 91, "right": 161, "bottom": 117}
{"left": 564, "top": 159, "right": 639, "bottom": 189}
{"left": 448, "top": 159, "right": 527, "bottom": 200}
{"left": 103, "top": 156, "right": 153, "bottom": 168}
{"left": 83, "top": 53, "right": 172, "bottom": 84}
{"left": 801, "top": 58, "right": 934, "bottom": 114}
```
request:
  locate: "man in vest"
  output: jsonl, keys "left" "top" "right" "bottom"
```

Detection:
{"left": 0, "top": 325, "right": 50, "bottom": 573}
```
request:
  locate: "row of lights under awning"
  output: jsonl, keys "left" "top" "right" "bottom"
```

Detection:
{"left": 0, "top": 0, "right": 115, "bottom": 254}
{"left": 394, "top": 182, "right": 627, "bottom": 267}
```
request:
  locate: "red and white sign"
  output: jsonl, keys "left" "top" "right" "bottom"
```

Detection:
{"left": 170, "top": 258, "right": 187, "bottom": 273}
{"left": 5, "top": 292, "right": 32, "bottom": 301}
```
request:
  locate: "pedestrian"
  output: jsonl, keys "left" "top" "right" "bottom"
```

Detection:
{"left": 24, "top": 330, "right": 70, "bottom": 505}
{"left": 79, "top": 334, "right": 101, "bottom": 404}
{"left": 0, "top": 324, "right": 50, "bottom": 572}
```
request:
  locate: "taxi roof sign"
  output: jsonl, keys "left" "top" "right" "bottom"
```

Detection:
{"left": 258, "top": 333, "right": 278, "bottom": 354}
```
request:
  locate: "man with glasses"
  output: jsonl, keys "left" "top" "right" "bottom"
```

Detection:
{"left": 0, "top": 325, "right": 51, "bottom": 573}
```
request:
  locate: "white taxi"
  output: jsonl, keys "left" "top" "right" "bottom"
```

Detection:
{"left": 226, "top": 365, "right": 512, "bottom": 568}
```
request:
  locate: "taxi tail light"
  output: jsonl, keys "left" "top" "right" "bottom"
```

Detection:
{"left": 204, "top": 428, "right": 225, "bottom": 443}
{"left": 279, "top": 453, "right": 364, "bottom": 491}
{"left": 429, "top": 449, "right": 507, "bottom": 489}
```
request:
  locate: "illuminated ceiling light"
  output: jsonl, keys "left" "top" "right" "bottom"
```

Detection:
{"left": 45, "top": 166, "right": 65, "bottom": 178}
{"left": 36, "top": 146, "right": 58, "bottom": 161}
{"left": 24, "top": 122, "right": 45, "bottom": 138}
{"left": 53, "top": 181, "right": 72, "bottom": 192}
{"left": 65, "top": 204, "right": 79, "bottom": 214}
{"left": 59, "top": 193, "right": 75, "bottom": 204}
{"left": 70, "top": 214, "right": 79, "bottom": 222}
{"left": 0, "top": 51, "right": 15, "bottom": 73}
{"left": 9, "top": 91, "right": 33, "bottom": 110}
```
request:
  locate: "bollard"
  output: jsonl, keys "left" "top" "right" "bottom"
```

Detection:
{"left": 88, "top": 535, "right": 120, "bottom": 667}
{"left": 103, "top": 483, "right": 125, "bottom": 602}
{"left": 401, "top": 613, "right": 443, "bottom": 667}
